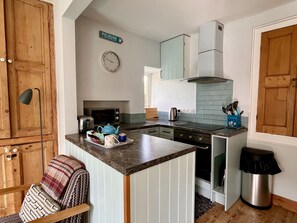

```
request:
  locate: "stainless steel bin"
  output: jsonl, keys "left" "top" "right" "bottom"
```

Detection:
{"left": 240, "top": 147, "right": 281, "bottom": 209}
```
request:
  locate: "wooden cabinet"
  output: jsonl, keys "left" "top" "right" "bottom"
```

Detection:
{"left": 211, "top": 132, "right": 247, "bottom": 211}
{"left": 0, "top": 141, "right": 55, "bottom": 216}
{"left": 257, "top": 25, "right": 297, "bottom": 136}
{"left": 159, "top": 127, "right": 174, "bottom": 140}
{"left": 160, "top": 34, "right": 190, "bottom": 80}
{"left": 0, "top": 0, "right": 56, "bottom": 139}
{"left": 0, "top": 0, "right": 57, "bottom": 216}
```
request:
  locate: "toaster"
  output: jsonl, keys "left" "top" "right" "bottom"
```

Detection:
{"left": 78, "top": 116, "right": 94, "bottom": 133}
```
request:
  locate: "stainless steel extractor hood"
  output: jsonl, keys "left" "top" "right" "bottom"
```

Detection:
{"left": 187, "top": 21, "right": 230, "bottom": 84}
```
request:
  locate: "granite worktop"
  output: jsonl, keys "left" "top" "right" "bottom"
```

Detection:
{"left": 65, "top": 132, "right": 196, "bottom": 176}
{"left": 120, "top": 119, "right": 247, "bottom": 136}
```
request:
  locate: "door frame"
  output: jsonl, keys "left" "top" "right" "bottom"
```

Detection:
{"left": 249, "top": 15, "right": 297, "bottom": 146}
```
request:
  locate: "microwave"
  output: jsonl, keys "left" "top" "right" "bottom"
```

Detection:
{"left": 84, "top": 107, "right": 120, "bottom": 126}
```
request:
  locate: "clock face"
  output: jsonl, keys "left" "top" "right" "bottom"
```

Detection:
{"left": 101, "top": 51, "right": 120, "bottom": 72}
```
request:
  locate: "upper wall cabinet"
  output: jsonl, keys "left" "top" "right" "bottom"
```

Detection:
{"left": 160, "top": 34, "right": 190, "bottom": 80}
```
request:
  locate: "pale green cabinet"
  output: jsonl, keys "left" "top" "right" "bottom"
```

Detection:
{"left": 160, "top": 34, "right": 190, "bottom": 80}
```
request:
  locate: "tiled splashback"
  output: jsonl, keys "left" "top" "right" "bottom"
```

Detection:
{"left": 158, "top": 80, "right": 248, "bottom": 127}
{"left": 195, "top": 81, "right": 233, "bottom": 125}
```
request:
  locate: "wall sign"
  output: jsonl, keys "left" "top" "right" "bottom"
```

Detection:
{"left": 99, "top": 31, "right": 123, "bottom": 44}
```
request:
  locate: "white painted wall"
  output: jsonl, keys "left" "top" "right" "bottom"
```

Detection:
{"left": 75, "top": 16, "right": 160, "bottom": 115}
{"left": 48, "top": 0, "right": 92, "bottom": 152}
{"left": 224, "top": 1, "right": 297, "bottom": 201}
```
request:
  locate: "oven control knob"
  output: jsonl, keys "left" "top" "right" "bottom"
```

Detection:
{"left": 189, "top": 135, "right": 192, "bottom": 139}
{"left": 198, "top": 136, "right": 203, "bottom": 141}
{"left": 115, "top": 117, "right": 119, "bottom": 120}
{"left": 180, "top": 134, "right": 183, "bottom": 137}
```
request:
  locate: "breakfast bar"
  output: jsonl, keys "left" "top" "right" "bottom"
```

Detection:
{"left": 65, "top": 132, "right": 196, "bottom": 223}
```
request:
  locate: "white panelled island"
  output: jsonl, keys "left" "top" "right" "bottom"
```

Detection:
{"left": 65, "top": 132, "right": 196, "bottom": 223}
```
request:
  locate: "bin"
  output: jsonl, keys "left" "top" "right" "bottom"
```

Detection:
{"left": 240, "top": 147, "right": 281, "bottom": 209}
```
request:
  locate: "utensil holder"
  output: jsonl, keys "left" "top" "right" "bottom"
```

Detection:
{"left": 227, "top": 115, "right": 241, "bottom": 128}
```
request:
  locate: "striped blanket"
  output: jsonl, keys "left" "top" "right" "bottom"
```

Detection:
{"left": 41, "top": 155, "right": 85, "bottom": 200}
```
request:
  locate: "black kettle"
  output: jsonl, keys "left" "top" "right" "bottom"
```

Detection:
{"left": 168, "top": 107, "right": 178, "bottom": 121}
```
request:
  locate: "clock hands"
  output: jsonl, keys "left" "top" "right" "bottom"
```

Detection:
{"left": 106, "top": 58, "right": 114, "bottom": 63}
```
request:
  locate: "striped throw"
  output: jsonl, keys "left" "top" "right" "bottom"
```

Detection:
{"left": 41, "top": 155, "right": 85, "bottom": 200}
{"left": 19, "top": 184, "right": 60, "bottom": 223}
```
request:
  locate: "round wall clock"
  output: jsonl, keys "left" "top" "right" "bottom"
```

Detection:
{"left": 101, "top": 51, "right": 120, "bottom": 72}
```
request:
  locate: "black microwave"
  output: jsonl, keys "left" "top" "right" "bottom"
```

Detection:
{"left": 84, "top": 107, "right": 120, "bottom": 126}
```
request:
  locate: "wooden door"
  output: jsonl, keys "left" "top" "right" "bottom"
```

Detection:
{"left": 5, "top": 0, "right": 53, "bottom": 138}
{"left": 0, "top": 141, "right": 54, "bottom": 216}
{"left": 0, "top": 0, "right": 10, "bottom": 139}
{"left": 257, "top": 25, "right": 297, "bottom": 136}
{"left": 0, "top": 146, "right": 22, "bottom": 217}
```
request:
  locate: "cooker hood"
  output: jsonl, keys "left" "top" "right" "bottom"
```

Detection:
{"left": 187, "top": 21, "right": 230, "bottom": 84}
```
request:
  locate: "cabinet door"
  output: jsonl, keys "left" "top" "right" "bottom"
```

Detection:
{"left": 159, "top": 127, "right": 174, "bottom": 140}
{"left": 5, "top": 0, "right": 54, "bottom": 138}
{"left": 0, "top": 0, "right": 10, "bottom": 139}
{"left": 161, "top": 35, "right": 184, "bottom": 80}
{"left": 0, "top": 141, "right": 54, "bottom": 216}
{"left": 256, "top": 25, "right": 297, "bottom": 136}
{"left": 0, "top": 146, "right": 21, "bottom": 217}
{"left": 143, "top": 127, "right": 160, "bottom": 136}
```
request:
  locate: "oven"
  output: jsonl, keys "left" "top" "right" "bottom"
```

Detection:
{"left": 174, "top": 129, "right": 212, "bottom": 182}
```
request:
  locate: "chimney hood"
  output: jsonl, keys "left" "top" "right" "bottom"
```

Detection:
{"left": 187, "top": 21, "right": 230, "bottom": 84}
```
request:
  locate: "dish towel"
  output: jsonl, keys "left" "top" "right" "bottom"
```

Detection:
{"left": 41, "top": 155, "right": 85, "bottom": 200}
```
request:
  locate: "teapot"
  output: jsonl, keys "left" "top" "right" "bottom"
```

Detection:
{"left": 97, "top": 124, "right": 120, "bottom": 135}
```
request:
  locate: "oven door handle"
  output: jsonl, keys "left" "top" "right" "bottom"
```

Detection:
{"left": 196, "top": 145, "right": 209, "bottom": 150}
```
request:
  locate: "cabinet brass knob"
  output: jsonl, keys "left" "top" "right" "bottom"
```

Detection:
{"left": 4, "top": 147, "right": 10, "bottom": 153}
{"left": 7, "top": 59, "right": 13, "bottom": 64}
{"left": 0, "top": 57, "right": 5, "bottom": 62}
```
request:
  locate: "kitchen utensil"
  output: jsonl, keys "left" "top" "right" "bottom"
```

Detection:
{"left": 169, "top": 107, "right": 178, "bottom": 121}
{"left": 118, "top": 133, "right": 127, "bottom": 142}
{"left": 97, "top": 124, "right": 120, "bottom": 135}
{"left": 104, "top": 134, "right": 120, "bottom": 148}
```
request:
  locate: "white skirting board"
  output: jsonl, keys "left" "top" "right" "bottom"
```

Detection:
{"left": 195, "top": 178, "right": 211, "bottom": 199}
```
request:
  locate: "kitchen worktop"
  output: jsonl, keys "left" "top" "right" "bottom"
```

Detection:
{"left": 120, "top": 119, "right": 247, "bottom": 136}
{"left": 65, "top": 132, "right": 196, "bottom": 175}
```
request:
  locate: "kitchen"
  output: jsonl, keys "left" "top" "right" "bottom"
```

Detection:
{"left": 55, "top": 0, "right": 297, "bottom": 222}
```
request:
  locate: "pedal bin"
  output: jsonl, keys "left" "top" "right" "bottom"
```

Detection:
{"left": 240, "top": 147, "right": 281, "bottom": 209}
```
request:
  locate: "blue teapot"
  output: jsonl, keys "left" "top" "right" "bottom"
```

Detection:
{"left": 97, "top": 124, "right": 120, "bottom": 135}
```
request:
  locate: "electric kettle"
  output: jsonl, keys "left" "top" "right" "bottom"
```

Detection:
{"left": 169, "top": 107, "right": 178, "bottom": 121}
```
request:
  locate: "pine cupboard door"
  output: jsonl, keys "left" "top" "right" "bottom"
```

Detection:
{"left": 5, "top": 0, "right": 54, "bottom": 138}
{"left": 257, "top": 25, "right": 297, "bottom": 136}
{"left": 0, "top": 0, "right": 10, "bottom": 139}
{"left": 15, "top": 140, "right": 54, "bottom": 185}
{"left": 0, "top": 141, "right": 54, "bottom": 216}
{"left": 0, "top": 146, "right": 22, "bottom": 217}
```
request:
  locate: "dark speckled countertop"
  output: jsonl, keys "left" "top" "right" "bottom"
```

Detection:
{"left": 120, "top": 119, "right": 247, "bottom": 137}
{"left": 65, "top": 132, "right": 196, "bottom": 176}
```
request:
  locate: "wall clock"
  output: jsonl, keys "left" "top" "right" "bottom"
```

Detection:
{"left": 101, "top": 51, "right": 120, "bottom": 72}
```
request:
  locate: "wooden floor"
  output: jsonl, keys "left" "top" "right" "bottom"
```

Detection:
{"left": 196, "top": 200, "right": 297, "bottom": 223}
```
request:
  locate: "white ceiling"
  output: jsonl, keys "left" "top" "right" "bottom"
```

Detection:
{"left": 82, "top": 0, "right": 295, "bottom": 42}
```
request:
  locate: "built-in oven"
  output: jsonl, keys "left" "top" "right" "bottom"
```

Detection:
{"left": 174, "top": 129, "right": 212, "bottom": 182}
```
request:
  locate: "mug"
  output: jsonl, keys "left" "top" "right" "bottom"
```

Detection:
{"left": 104, "top": 134, "right": 120, "bottom": 148}
{"left": 118, "top": 133, "right": 127, "bottom": 142}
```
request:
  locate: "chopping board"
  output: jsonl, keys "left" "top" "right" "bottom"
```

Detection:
{"left": 145, "top": 108, "right": 158, "bottom": 119}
